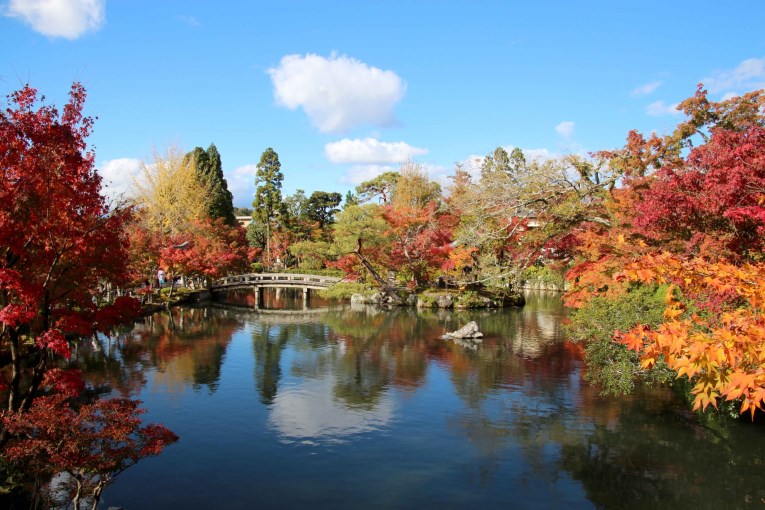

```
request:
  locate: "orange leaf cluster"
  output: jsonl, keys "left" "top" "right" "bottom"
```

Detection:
{"left": 621, "top": 255, "right": 765, "bottom": 418}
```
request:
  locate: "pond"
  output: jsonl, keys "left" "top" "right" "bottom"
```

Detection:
{"left": 74, "top": 290, "right": 765, "bottom": 509}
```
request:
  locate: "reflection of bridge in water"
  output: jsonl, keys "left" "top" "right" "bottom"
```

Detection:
{"left": 211, "top": 273, "right": 341, "bottom": 310}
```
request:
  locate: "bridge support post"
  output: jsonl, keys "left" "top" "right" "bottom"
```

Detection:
{"left": 302, "top": 287, "right": 309, "bottom": 310}
{"left": 255, "top": 286, "right": 263, "bottom": 309}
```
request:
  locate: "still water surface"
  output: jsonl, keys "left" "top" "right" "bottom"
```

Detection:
{"left": 75, "top": 290, "right": 765, "bottom": 509}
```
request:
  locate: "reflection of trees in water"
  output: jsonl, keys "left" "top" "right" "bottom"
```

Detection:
{"left": 75, "top": 307, "right": 238, "bottom": 396}
{"left": 560, "top": 384, "right": 765, "bottom": 509}
{"left": 251, "top": 321, "right": 332, "bottom": 404}
{"left": 307, "top": 302, "right": 576, "bottom": 412}
{"left": 252, "top": 324, "right": 289, "bottom": 404}
{"left": 332, "top": 343, "right": 391, "bottom": 411}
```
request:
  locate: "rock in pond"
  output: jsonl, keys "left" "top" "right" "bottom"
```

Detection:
{"left": 441, "top": 321, "right": 483, "bottom": 341}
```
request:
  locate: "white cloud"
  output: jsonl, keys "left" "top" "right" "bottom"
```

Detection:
{"left": 225, "top": 164, "right": 258, "bottom": 207}
{"left": 325, "top": 138, "right": 427, "bottom": 164}
{"left": 339, "top": 161, "right": 449, "bottom": 188}
{"left": 554, "top": 121, "right": 575, "bottom": 138}
{"left": 421, "top": 162, "right": 451, "bottom": 188}
{"left": 269, "top": 375, "right": 394, "bottom": 444}
{"left": 631, "top": 80, "right": 662, "bottom": 96}
{"left": 703, "top": 57, "right": 765, "bottom": 93}
{"left": 646, "top": 100, "right": 680, "bottom": 117}
{"left": 721, "top": 92, "right": 739, "bottom": 101}
{"left": 268, "top": 53, "right": 406, "bottom": 133}
{"left": 339, "top": 164, "right": 397, "bottom": 185}
{"left": 5, "top": 0, "right": 105, "bottom": 39}
{"left": 98, "top": 158, "right": 142, "bottom": 201}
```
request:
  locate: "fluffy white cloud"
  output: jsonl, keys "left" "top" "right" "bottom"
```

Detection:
{"left": 98, "top": 158, "right": 142, "bottom": 202}
{"left": 5, "top": 0, "right": 105, "bottom": 39}
{"left": 225, "top": 164, "right": 258, "bottom": 207}
{"left": 325, "top": 138, "right": 427, "bottom": 164}
{"left": 269, "top": 375, "right": 395, "bottom": 444}
{"left": 268, "top": 53, "right": 406, "bottom": 133}
{"left": 339, "top": 164, "right": 396, "bottom": 185}
{"left": 703, "top": 57, "right": 765, "bottom": 93}
{"left": 646, "top": 100, "right": 680, "bottom": 116}
{"left": 555, "top": 121, "right": 575, "bottom": 138}
{"left": 340, "top": 162, "right": 450, "bottom": 190}
{"left": 631, "top": 80, "right": 662, "bottom": 96}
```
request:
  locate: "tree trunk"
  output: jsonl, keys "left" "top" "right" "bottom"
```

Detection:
{"left": 7, "top": 329, "right": 21, "bottom": 412}
{"left": 266, "top": 221, "right": 271, "bottom": 266}
{"left": 90, "top": 480, "right": 107, "bottom": 510}
{"left": 352, "top": 248, "right": 403, "bottom": 305}
{"left": 19, "top": 354, "right": 47, "bottom": 412}
{"left": 72, "top": 478, "right": 83, "bottom": 510}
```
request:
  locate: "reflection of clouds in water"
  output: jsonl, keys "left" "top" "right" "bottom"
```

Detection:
{"left": 511, "top": 311, "right": 562, "bottom": 357}
{"left": 269, "top": 376, "right": 394, "bottom": 445}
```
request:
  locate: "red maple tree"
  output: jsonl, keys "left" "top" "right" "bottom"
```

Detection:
{"left": 0, "top": 83, "right": 176, "bottom": 503}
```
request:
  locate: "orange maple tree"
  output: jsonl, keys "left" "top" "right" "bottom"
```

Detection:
{"left": 618, "top": 255, "right": 765, "bottom": 418}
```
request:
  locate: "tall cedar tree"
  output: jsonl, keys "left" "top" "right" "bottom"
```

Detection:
{"left": 185, "top": 144, "right": 237, "bottom": 226}
{"left": 252, "top": 147, "right": 285, "bottom": 263}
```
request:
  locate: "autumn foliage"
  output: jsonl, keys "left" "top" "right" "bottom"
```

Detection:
{"left": 561, "top": 88, "right": 765, "bottom": 418}
{"left": 1, "top": 83, "right": 176, "bottom": 506}
{"left": 0, "top": 83, "right": 140, "bottom": 412}
{"left": 618, "top": 256, "right": 765, "bottom": 417}
{"left": 2, "top": 396, "right": 178, "bottom": 509}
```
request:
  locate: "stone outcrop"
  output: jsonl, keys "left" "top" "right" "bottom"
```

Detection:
{"left": 441, "top": 321, "right": 483, "bottom": 341}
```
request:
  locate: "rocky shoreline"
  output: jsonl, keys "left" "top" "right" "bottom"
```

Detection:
{"left": 349, "top": 289, "right": 525, "bottom": 309}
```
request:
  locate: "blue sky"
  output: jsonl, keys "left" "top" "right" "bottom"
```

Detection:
{"left": 2, "top": 0, "right": 764, "bottom": 207}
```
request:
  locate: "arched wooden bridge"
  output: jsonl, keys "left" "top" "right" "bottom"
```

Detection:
{"left": 212, "top": 273, "right": 341, "bottom": 291}
{"left": 211, "top": 273, "right": 341, "bottom": 309}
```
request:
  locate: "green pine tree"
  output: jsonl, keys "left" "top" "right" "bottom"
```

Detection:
{"left": 186, "top": 143, "right": 236, "bottom": 226}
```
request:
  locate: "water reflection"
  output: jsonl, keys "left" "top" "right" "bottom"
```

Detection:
{"left": 269, "top": 377, "right": 396, "bottom": 445}
{"left": 75, "top": 307, "right": 239, "bottom": 396}
{"left": 75, "top": 293, "right": 765, "bottom": 509}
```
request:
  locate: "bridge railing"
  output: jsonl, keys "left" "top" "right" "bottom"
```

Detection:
{"left": 212, "top": 273, "right": 341, "bottom": 288}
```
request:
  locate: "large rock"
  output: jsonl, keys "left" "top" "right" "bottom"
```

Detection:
{"left": 441, "top": 321, "right": 483, "bottom": 341}
{"left": 436, "top": 294, "right": 454, "bottom": 308}
{"left": 350, "top": 292, "right": 385, "bottom": 305}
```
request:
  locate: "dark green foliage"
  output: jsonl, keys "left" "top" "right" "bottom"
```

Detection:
{"left": 252, "top": 147, "right": 285, "bottom": 225}
{"left": 520, "top": 265, "right": 566, "bottom": 290}
{"left": 355, "top": 171, "right": 399, "bottom": 204}
{"left": 318, "top": 282, "right": 373, "bottom": 300}
{"left": 233, "top": 207, "right": 253, "bottom": 216}
{"left": 251, "top": 148, "right": 286, "bottom": 258}
{"left": 509, "top": 147, "right": 526, "bottom": 175}
{"left": 246, "top": 221, "right": 267, "bottom": 249}
{"left": 306, "top": 191, "right": 342, "bottom": 229}
{"left": 344, "top": 190, "right": 359, "bottom": 208}
{"left": 186, "top": 143, "right": 236, "bottom": 226}
{"left": 481, "top": 146, "right": 510, "bottom": 177}
{"left": 284, "top": 189, "right": 308, "bottom": 221}
{"left": 567, "top": 285, "right": 672, "bottom": 396}
{"left": 481, "top": 147, "right": 526, "bottom": 181}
